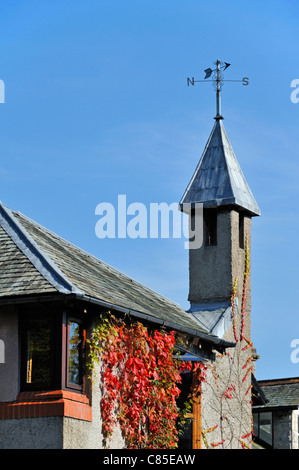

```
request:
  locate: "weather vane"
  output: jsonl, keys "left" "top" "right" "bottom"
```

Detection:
{"left": 187, "top": 59, "right": 249, "bottom": 120}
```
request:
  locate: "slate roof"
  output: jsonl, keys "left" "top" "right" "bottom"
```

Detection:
{"left": 179, "top": 119, "right": 261, "bottom": 216}
{"left": 255, "top": 377, "right": 299, "bottom": 410}
{"left": 0, "top": 225, "right": 56, "bottom": 297}
{"left": 0, "top": 201, "right": 234, "bottom": 349}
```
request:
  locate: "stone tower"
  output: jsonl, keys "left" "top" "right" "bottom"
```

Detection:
{"left": 180, "top": 117, "right": 260, "bottom": 329}
{"left": 179, "top": 66, "right": 261, "bottom": 447}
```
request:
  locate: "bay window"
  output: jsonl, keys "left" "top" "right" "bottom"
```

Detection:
{"left": 20, "top": 307, "right": 86, "bottom": 393}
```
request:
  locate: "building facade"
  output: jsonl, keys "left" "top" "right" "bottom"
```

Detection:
{"left": 253, "top": 377, "right": 299, "bottom": 449}
{"left": 0, "top": 201, "right": 232, "bottom": 448}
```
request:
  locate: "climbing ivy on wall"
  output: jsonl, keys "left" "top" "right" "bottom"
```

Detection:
{"left": 87, "top": 235, "right": 254, "bottom": 449}
{"left": 200, "top": 234, "right": 255, "bottom": 449}
{"left": 87, "top": 314, "right": 205, "bottom": 449}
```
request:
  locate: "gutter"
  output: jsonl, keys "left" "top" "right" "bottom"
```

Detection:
{"left": 75, "top": 293, "right": 236, "bottom": 350}
{"left": 252, "top": 405, "right": 299, "bottom": 413}
{"left": 0, "top": 292, "right": 235, "bottom": 351}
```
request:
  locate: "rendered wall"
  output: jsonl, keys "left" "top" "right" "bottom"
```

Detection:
{"left": 189, "top": 211, "right": 232, "bottom": 303}
{"left": 0, "top": 306, "right": 19, "bottom": 402}
{"left": 62, "top": 360, "right": 125, "bottom": 449}
{"left": 200, "top": 339, "right": 253, "bottom": 449}
{"left": 0, "top": 417, "right": 63, "bottom": 449}
{"left": 0, "top": 310, "right": 125, "bottom": 449}
{"left": 189, "top": 210, "right": 252, "bottom": 303}
{"left": 192, "top": 210, "right": 254, "bottom": 449}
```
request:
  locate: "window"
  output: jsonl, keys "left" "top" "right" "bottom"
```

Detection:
{"left": 253, "top": 412, "right": 273, "bottom": 447}
{"left": 177, "top": 369, "right": 202, "bottom": 449}
{"left": 21, "top": 314, "right": 59, "bottom": 390}
{"left": 204, "top": 210, "right": 217, "bottom": 246}
{"left": 26, "top": 318, "right": 51, "bottom": 385}
{"left": 66, "top": 318, "right": 85, "bottom": 390}
{"left": 177, "top": 371, "right": 193, "bottom": 449}
{"left": 20, "top": 308, "right": 86, "bottom": 393}
{"left": 239, "top": 213, "right": 245, "bottom": 249}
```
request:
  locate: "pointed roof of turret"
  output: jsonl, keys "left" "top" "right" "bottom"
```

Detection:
{"left": 179, "top": 119, "right": 261, "bottom": 216}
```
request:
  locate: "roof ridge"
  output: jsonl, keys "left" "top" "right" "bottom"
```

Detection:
{"left": 218, "top": 120, "right": 235, "bottom": 194}
{"left": 258, "top": 377, "right": 299, "bottom": 386}
{"left": 179, "top": 120, "right": 218, "bottom": 207}
{"left": 0, "top": 202, "right": 82, "bottom": 295}
{"left": 219, "top": 121, "right": 257, "bottom": 200}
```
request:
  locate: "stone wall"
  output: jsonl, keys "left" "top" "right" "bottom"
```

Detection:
{"left": 273, "top": 410, "right": 298, "bottom": 449}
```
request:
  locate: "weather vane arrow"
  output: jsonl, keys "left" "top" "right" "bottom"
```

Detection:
{"left": 187, "top": 59, "right": 249, "bottom": 120}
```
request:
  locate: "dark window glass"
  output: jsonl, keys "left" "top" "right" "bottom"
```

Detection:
{"left": 68, "top": 320, "right": 82, "bottom": 386}
{"left": 25, "top": 318, "right": 52, "bottom": 387}
{"left": 20, "top": 310, "right": 85, "bottom": 392}
{"left": 259, "top": 412, "right": 272, "bottom": 446}
{"left": 239, "top": 213, "right": 245, "bottom": 249}
{"left": 253, "top": 412, "right": 273, "bottom": 447}
{"left": 204, "top": 210, "right": 217, "bottom": 246}
{"left": 253, "top": 412, "right": 259, "bottom": 435}
{"left": 67, "top": 318, "right": 84, "bottom": 389}
{"left": 177, "top": 371, "right": 193, "bottom": 449}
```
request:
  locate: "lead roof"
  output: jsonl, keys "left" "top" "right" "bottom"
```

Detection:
{"left": 180, "top": 119, "right": 261, "bottom": 216}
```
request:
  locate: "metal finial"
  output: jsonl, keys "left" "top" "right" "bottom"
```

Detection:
{"left": 187, "top": 60, "right": 249, "bottom": 120}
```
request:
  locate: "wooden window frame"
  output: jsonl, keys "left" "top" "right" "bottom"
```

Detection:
{"left": 20, "top": 306, "right": 86, "bottom": 394}
{"left": 177, "top": 369, "right": 202, "bottom": 449}
{"left": 20, "top": 312, "right": 62, "bottom": 391}
{"left": 63, "top": 314, "right": 86, "bottom": 392}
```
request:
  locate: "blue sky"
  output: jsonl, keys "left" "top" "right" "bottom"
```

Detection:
{"left": 0, "top": 0, "right": 298, "bottom": 380}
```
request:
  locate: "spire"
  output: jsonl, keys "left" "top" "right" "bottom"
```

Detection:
{"left": 179, "top": 119, "right": 261, "bottom": 216}
{"left": 183, "top": 61, "right": 258, "bottom": 216}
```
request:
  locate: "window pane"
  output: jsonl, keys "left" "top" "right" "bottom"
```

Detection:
{"left": 253, "top": 413, "right": 259, "bottom": 437}
{"left": 177, "top": 371, "right": 193, "bottom": 449}
{"left": 239, "top": 213, "right": 245, "bottom": 248}
{"left": 68, "top": 321, "right": 82, "bottom": 385}
{"left": 26, "top": 319, "right": 52, "bottom": 385}
{"left": 259, "top": 412, "right": 272, "bottom": 445}
{"left": 178, "top": 419, "right": 193, "bottom": 449}
{"left": 204, "top": 210, "right": 217, "bottom": 246}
